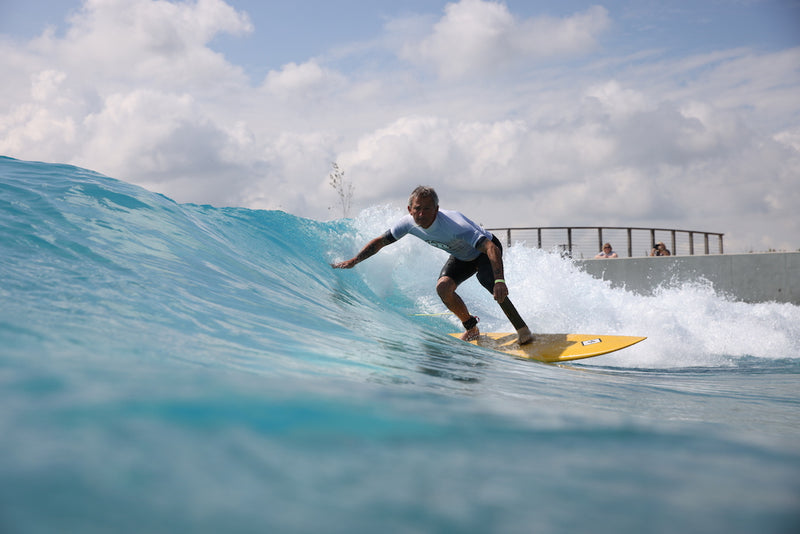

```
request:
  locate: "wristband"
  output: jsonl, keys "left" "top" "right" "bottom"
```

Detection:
{"left": 494, "top": 279, "right": 506, "bottom": 284}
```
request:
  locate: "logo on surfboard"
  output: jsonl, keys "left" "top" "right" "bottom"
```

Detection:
{"left": 581, "top": 338, "right": 602, "bottom": 346}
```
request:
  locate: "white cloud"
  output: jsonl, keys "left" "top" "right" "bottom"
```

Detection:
{"left": 0, "top": 0, "right": 254, "bottom": 195}
{"left": 30, "top": 69, "right": 68, "bottom": 102}
{"left": 400, "top": 1, "right": 611, "bottom": 79}
{"left": 262, "top": 60, "right": 345, "bottom": 100}
{"left": 774, "top": 127, "right": 800, "bottom": 152}
{"left": 0, "top": 67, "right": 80, "bottom": 162}
{"left": 29, "top": 0, "right": 252, "bottom": 92}
{"left": 584, "top": 80, "right": 650, "bottom": 117}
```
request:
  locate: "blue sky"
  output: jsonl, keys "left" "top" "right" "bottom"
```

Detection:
{"left": 4, "top": 1, "right": 797, "bottom": 68}
{"left": 1, "top": 0, "right": 799, "bottom": 252}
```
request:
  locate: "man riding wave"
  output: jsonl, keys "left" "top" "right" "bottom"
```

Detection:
{"left": 332, "top": 186, "right": 533, "bottom": 344}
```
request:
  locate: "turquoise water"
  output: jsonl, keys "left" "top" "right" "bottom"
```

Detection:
{"left": 1, "top": 155, "right": 798, "bottom": 533}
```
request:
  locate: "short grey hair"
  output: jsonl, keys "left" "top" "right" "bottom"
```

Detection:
{"left": 408, "top": 186, "right": 439, "bottom": 207}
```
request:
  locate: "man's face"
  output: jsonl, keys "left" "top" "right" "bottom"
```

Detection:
{"left": 408, "top": 195, "right": 438, "bottom": 229}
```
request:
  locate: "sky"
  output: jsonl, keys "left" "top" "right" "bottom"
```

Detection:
{"left": 1, "top": 0, "right": 799, "bottom": 253}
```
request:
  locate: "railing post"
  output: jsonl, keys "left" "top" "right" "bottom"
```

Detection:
{"left": 719, "top": 234, "right": 724, "bottom": 254}
{"left": 567, "top": 228, "right": 573, "bottom": 256}
{"left": 627, "top": 228, "right": 633, "bottom": 257}
{"left": 598, "top": 228, "right": 603, "bottom": 255}
{"left": 670, "top": 230, "right": 676, "bottom": 256}
{"left": 537, "top": 228, "right": 542, "bottom": 249}
{"left": 505, "top": 228, "right": 511, "bottom": 248}
{"left": 704, "top": 233, "right": 709, "bottom": 255}
{"left": 689, "top": 232, "right": 695, "bottom": 255}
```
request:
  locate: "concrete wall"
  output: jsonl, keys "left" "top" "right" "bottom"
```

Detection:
{"left": 574, "top": 252, "right": 800, "bottom": 305}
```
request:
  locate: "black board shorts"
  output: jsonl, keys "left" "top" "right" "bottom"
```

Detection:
{"left": 439, "top": 235, "right": 503, "bottom": 293}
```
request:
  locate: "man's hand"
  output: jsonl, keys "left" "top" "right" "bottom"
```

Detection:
{"left": 493, "top": 280, "right": 508, "bottom": 303}
{"left": 331, "top": 259, "right": 357, "bottom": 269}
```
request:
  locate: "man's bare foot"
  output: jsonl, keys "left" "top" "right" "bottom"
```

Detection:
{"left": 460, "top": 325, "right": 480, "bottom": 341}
{"left": 517, "top": 326, "right": 533, "bottom": 345}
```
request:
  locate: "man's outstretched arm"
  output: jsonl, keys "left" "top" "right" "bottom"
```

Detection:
{"left": 331, "top": 234, "right": 393, "bottom": 269}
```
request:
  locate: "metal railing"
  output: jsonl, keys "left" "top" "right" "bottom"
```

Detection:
{"left": 488, "top": 226, "right": 724, "bottom": 259}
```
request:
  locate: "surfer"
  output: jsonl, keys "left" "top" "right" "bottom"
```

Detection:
{"left": 331, "top": 186, "right": 533, "bottom": 344}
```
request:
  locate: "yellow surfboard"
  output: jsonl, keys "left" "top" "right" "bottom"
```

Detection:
{"left": 449, "top": 332, "right": 646, "bottom": 363}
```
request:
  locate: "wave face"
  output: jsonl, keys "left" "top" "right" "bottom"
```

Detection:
{"left": 2, "top": 156, "right": 799, "bottom": 533}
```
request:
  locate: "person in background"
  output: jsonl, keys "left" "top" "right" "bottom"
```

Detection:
{"left": 650, "top": 242, "right": 671, "bottom": 256}
{"left": 595, "top": 243, "right": 618, "bottom": 258}
{"left": 331, "top": 186, "right": 533, "bottom": 345}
